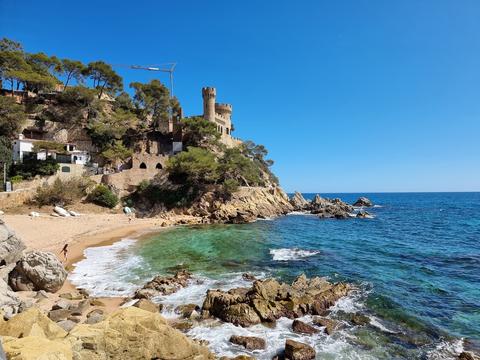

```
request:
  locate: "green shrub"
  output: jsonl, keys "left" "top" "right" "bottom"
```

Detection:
{"left": 10, "top": 175, "right": 23, "bottom": 184}
{"left": 88, "top": 184, "right": 119, "bottom": 208}
{"left": 34, "top": 177, "right": 91, "bottom": 206}
{"left": 222, "top": 179, "right": 239, "bottom": 195}
{"left": 12, "top": 158, "right": 59, "bottom": 179}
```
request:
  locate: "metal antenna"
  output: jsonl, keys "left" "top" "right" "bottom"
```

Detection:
{"left": 114, "top": 63, "right": 177, "bottom": 98}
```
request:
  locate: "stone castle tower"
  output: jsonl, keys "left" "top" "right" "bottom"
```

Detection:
{"left": 202, "top": 87, "right": 238, "bottom": 146}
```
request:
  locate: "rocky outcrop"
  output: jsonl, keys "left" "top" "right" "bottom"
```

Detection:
{"left": 66, "top": 307, "right": 214, "bottom": 359}
{"left": 0, "top": 220, "right": 26, "bottom": 318}
{"left": 290, "top": 191, "right": 309, "bottom": 211}
{"left": 134, "top": 270, "right": 192, "bottom": 299}
{"left": 9, "top": 250, "right": 67, "bottom": 292}
{"left": 193, "top": 186, "right": 294, "bottom": 223}
{"left": 309, "top": 196, "right": 354, "bottom": 219}
{"left": 0, "top": 306, "right": 215, "bottom": 360}
{"left": 0, "top": 307, "right": 67, "bottom": 339}
{"left": 229, "top": 335, "right": 266, "bottom": 350}
{"left": 2, "top": 336, "right": 73, "bottom": 360}
{"left": 202, "top": 274, "right": 350, "bottom": 327}
{"left": 353, "top": 197, "right": 373, "bottom": 207}
{"left": 285, "top": 339, "right": 316, "bottom": 360}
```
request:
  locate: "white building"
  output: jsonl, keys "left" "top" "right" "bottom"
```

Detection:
{"left": 12, "top": 136, "right": 90, "bottom": 165}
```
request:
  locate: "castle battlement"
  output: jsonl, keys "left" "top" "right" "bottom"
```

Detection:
{"left": 215, "top": 103, "right": 232, "bottom": 115}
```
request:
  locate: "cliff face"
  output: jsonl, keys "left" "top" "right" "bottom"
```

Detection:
{"left": 190, "top": 186, "right": 294, "bottom": 223}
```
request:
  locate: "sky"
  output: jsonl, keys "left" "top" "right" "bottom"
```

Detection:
{"left": 1, "top": 0, "right": 479, "bottom": 192}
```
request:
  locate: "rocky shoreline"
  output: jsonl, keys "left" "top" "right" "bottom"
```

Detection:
{"left": 1, "top": 193, "right": 478, "bottom": 360}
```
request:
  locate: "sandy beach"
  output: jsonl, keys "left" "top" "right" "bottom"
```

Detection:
{"left": 0, "top": 212, "right": 171, "bottom": 314}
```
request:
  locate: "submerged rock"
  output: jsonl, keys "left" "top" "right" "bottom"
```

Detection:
{"left": 312, "top": 317, "right": 339, "bottom": 335}
{"left": 353, "top": 197, "right": 373, "bottom": 207}
{"left": 134, "top": 269, "right": 192, "bottom": 299}
{"left": 285, "top": 339, "right": 316, "bottom": 360}
{"left": 9, "top": 250, "right": 67, "bottom": 292}
{"left": 229, "top": 335, "right": 266, "bottom": 350}
{"left": 202, "top": 274, "right": 350, "bottom": 327}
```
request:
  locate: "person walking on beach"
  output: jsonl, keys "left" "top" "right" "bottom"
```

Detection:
{"left": 60, "top": 244, "right": 68, "bottom": 263}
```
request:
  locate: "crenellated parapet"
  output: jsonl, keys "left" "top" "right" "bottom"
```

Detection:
{"left": 215, "top": 103, "right": 232, "bottom": 113}
{"left": 202, "top": 87, "right": 216, "bottom": 99}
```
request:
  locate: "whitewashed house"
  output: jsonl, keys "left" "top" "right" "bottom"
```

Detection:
{"left": 12, "top": 135, "right": 90, "bottom": 165}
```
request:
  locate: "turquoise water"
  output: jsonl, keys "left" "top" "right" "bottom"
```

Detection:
{"left": 71, "top": 192, "right": 480, "bottom": 359}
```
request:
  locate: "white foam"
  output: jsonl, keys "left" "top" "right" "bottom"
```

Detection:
{"left": 426, "top": 338, "right": 464, "bottom": 360}
{"left": 286, "top": 211, "right": 315, "bottom": 216}
{"left": 69, "top": 238, "right": 146, "bottom": 297}
{"left": 269, "top": 248, "right": 320, "bottom": 261}
{"left": 188, "top": 315, "right": 378, "bottom": 359}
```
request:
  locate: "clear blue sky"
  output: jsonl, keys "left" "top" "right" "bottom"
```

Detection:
{"left": 1, "top": 0, "right": 479, "bottom": 192}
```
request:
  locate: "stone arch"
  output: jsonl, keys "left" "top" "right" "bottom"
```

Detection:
{"left": 139, "top": 162, "right": 147, "bottom": 169}
{"left": 155, "top": 163, "right": 162, "bottom": 169}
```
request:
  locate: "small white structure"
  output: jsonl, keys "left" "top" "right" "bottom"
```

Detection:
{"left": 12, "top": 136, "right": 38, "bottom": 162}
{"left": 12, "top": 135, "right": 90, "bottom": 165}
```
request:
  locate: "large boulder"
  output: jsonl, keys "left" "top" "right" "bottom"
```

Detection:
{"left": 0, "top": 219, "right": 26, "bottom": 281}
{"left": 285, "top": 339, "right": 316, "bottom": 360}
{"left": 0, "top": 307, "right": 67, "bottom": 339}
{"left": 9, "top": 250, "right": 67, "bottom": 292}
{"left": 290, "top": 191, "right": 309, "bottom": 211}
{"left": 353, "top": 197, "right": 373, "bottom": 207}
{"left": 2, "top": 336, "right": 73, "bottom": 360}
{"left": 202, "top": 274, "right": 350, "bottom": 327}
{"left": 66, "top": 306, "right": 214, "bottom": 359}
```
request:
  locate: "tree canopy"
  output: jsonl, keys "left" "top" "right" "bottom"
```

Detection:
{"left": 85, "top": 61, "right": 123, "bottom": 99}
{"left": 0, "top": 95, "right": 27, "bottom": 138}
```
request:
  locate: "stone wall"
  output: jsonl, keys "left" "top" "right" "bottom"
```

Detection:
{"left": 131, "top": 153, "right": 169, "bottom": 170}
{"left": 101, "top": 168, "right": 162, "bottom": 197}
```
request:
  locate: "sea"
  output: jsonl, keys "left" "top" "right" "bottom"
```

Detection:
{"left": 69, "top": 192, "right": 480, "bottom": 359}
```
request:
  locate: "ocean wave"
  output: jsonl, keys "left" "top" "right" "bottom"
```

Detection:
{"left": 426, "top": 338, "right": 464, "bottom": 360}
{"left": 270, "top": 248, "right": 320, "bottom": 261}
{"left": 68, "top": 238, "right": 145, "bottom": 297}
{"left": 187, "top": 314, "right": 378, "bottom": 359}
{"left": 286, "top": 211, "right": 315, "bottom": 216}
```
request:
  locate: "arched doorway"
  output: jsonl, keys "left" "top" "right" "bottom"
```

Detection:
{"left": 140, "top": 162, "right": 147, "bottom": 169}
{"left": 155, "top": 163, "right": 162, "bottom": 169}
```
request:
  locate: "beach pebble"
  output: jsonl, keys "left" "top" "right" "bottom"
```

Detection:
{"left": 57, "top": 319, "right": 76, "bottom": 332}
{"left": 52, "top": 299, "right": 71, "bottom": 311}
{"left": 29, "top": 211, "right": 40, "bottom": 217}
